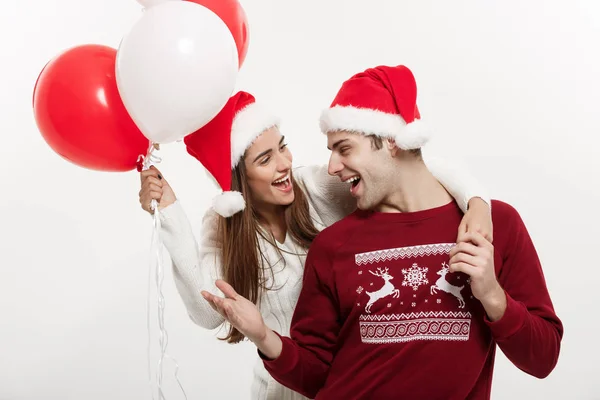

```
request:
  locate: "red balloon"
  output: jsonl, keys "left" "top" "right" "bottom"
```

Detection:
{"left": 186, "top": 0, "right": 249, "bottom": 68}
{"left": 33, "top": 44, "right": 149, "bottom": 172}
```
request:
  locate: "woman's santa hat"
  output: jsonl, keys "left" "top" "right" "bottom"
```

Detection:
{"left": 319, "top": 65, "right": 431, "bottom": 149}
{"left": 184, "top": 91, "right": 280, "bottom": 218}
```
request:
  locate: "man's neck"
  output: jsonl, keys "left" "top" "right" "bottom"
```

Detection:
{"left": 376, "top": 159, "right": 453, "bottom": 213}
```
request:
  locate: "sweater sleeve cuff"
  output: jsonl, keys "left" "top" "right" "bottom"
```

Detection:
{"left": 258, "top": 332, "right": 298, "bottom": 375}
{"left": 158, "top": 200, "right": 182, "bottom": 224}
{"left": 484, "top": 291, "right": 527, "bottom": 340}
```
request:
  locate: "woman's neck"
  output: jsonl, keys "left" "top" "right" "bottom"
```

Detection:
{"left": 256, "top": 204, "right": 287, "bottom": 244}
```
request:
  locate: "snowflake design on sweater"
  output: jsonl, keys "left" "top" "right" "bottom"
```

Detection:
{"left": 402, "top": 263, "right": 429, "bottom": 291}
{"left": 356, "top": 286, "right": 364, "bottom": 294}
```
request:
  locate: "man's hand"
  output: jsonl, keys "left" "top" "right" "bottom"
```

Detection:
{"left": 458, "top": 197, "right": 493, "bottom": 243}
{"left": 202, "top": 280, "right": 268, "bottom": 343}
{"left": 202, "top": 280, "right": 283, "bottom": 358}
{"left": 449, "top": 232, "right": 506, "bottom": 321}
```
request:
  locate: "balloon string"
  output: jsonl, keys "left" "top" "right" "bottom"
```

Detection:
{"left": 147, "top": 240, "right": 156, "bottom": 400}
{"left": 141, "top": 143, "right": 188, "bottom": 400}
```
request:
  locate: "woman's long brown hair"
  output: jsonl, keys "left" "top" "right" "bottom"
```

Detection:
{"left": 217, "top": 160, "right": 320, "bottom": 343}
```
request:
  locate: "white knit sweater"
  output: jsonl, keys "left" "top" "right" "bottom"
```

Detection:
{"left": 158, "top": 158, "right": 488, "bottom": 400}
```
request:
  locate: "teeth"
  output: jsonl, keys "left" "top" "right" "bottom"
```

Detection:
{"left": 273, "top": 174, "right": 289, "bottom": 184}
{"left": 344, "top": 176, "right": 360, "bottom": 183}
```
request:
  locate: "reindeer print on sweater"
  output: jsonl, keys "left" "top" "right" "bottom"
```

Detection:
{"left": 354, "top": 243, "right": 474, "bottom": 344}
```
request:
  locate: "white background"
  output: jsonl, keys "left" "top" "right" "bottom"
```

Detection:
{"left": 2, "top": 0, "right": 599, "bottom": 399}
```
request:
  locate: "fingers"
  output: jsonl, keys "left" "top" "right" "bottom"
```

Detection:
{"left": 465, "top": 222, "right": 494, "bottom": 244}
{"left": 462, "top": 231, "right": 493, "bottom": 250}
{"left": 140, "top": 197, "right": 160, "bottom": 213}
{"left": 139, "top": 180, "right": 162, "bottom": 198}
{"left": 457, "top": 220, "right": 468, "bottom": 240}
{"left": 201, "top": 291, "right": 219, "bottom": 311}
{"left": 202, "top": 291, "right": 231, "bottom": 317}
{"left": 140, "top": 165, "right": 159, "bottom": 180}
{"left": 146, "top": 182, "right": 162, "bottom": 193}
{"left": 457, "top": 230, "right": 469, "bottom": 245}
{"left": 459, "top": 221, "right": 485, "bottom": 241}
{"left": 459, "top": 212, "right": 494, "bottom": 243}
{"left": 452, "top": 231, "right": 492, "bottom": 251}
{"left": 216, "top": 279, "right": 239, "bottom": 300}
{"left": 140, "top": 176, "right": 163, "bottom": 192}
{"left": 146, "top": 176, "right": 163, "bottom": 187}
{"left": 139, "top": 170, "right": 164, "bottom": 212}
{"left": 449, "top": 251, "right": 479, "bottom": 268}
{"left": 449, "top": 261, "right": 477, "bottom": 276}
{"left": 202, "top": 290, "right": 224, "bottom": 306}
{"left": 139, "top": 186, "right": 163, "bottom": 210}
{"left": 139, "top": 182, "right": 162, "bottom": 198}
{"left": 449, "top": 241, "right": 482, "bottom": 258}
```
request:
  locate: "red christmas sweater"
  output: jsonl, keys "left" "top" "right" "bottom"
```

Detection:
{"left": 261, "top": 200, "right": 563, "bottom": 400}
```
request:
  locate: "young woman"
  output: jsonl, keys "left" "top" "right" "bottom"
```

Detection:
{"left": 138, "top": 91, "right": 493, "bottom": 400}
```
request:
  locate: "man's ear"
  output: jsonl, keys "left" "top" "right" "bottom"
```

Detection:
{"left": 386, "top": 137, "right": 400, "bottom": 156}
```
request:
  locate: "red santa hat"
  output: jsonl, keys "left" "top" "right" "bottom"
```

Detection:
{"left": 319, "top": 65, "right": 431, "bottom": 149}
{"left": 184, "top": 91, "right": 280, "bottom": 218}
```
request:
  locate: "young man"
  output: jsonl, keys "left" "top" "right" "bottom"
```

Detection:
{"left": 202, "top": 65, "right": 564, "bottom": 399}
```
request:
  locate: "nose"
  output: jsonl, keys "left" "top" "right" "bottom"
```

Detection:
{"left": 328, "top": 152, "right": 343, "bottom": 176}
{"left": 276, "top": 151, "right": 292, "bottom": 172}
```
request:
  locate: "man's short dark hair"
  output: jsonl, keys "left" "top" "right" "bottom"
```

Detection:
{"left": 367, "top": 134, "right": 422, "bottom": 158}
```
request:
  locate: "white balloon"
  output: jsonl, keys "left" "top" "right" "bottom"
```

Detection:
{"left": 116, "top": 1, "right": 239, "bottom": 144}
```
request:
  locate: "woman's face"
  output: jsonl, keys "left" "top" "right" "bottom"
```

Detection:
{"left": 243, "top": 126, "right": 295, "bottom": 211}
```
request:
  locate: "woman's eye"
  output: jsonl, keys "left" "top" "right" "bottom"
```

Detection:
{"left": 260, "top": 156, "right": 271, "bottom": 165}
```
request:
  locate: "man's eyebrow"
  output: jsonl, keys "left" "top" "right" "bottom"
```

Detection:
{"left": 327, "top": 139, "right": 349, "bottom": 151}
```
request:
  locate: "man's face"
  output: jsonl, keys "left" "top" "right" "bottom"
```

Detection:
{"left": 327, "top": 130, "right": 396, "bottom": 211}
